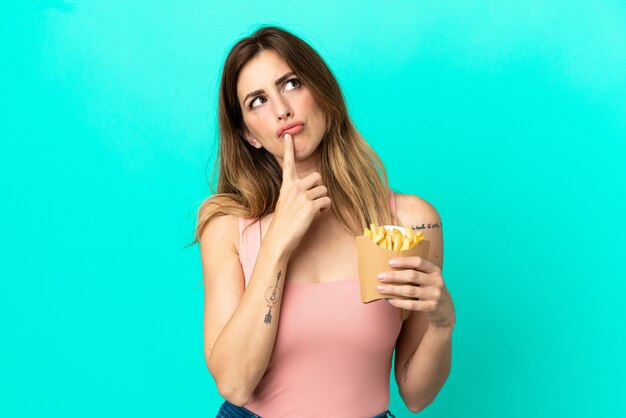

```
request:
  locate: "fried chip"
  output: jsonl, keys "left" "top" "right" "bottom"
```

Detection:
{"left": 362, "top": 223, "right": 424, "bottom": 251}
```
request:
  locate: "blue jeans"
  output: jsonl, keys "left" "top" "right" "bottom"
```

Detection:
{"left": 216, "top": 400, "right": 397, "bottom": 418}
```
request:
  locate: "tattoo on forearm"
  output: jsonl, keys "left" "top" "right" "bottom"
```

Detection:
{"left": 402, "top": 353, "right": 414, "bottom": 383}
{"left": 411, "top": 222, "right": 442, "bottom": 231}
{"left": 264, "top": 271, "right": 282, "bottom": 324}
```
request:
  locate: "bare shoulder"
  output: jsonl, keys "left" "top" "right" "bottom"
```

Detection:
{"left": 199, "top": 212, "right": 243, "bottom": 300}
{"left": 198, "top": 194, "right": 244, "bottom": 254}
{"left": 394, "top": 193, "right": 442, "bottom": 230}
{"left": 393, "top": 192, "right": 443, "bottom": 269}
{"left": 199, "top": 212, "right": 240, "bottom": 256}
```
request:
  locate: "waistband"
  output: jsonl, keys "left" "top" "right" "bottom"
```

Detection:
{"left": 216, "top": 400, "right": 397, "bottom": 418}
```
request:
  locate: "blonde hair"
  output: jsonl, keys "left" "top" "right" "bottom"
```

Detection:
{"left": 192, "top": 26, "right": 410, "bottom": 320}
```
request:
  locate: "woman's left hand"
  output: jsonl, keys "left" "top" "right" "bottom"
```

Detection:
{"left": 377, "top": 256, "right": 455, "bottom": 329}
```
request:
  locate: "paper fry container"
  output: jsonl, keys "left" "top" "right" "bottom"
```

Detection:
{"left": 356, "top": 227, "right": 430, "bottom": 304}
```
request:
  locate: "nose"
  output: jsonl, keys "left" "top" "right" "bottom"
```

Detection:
{"left": 275, "top": 98, "right": 293, "bottom": 120}
{"left": 278, "top": 109, "right": 292, "bottom": 119}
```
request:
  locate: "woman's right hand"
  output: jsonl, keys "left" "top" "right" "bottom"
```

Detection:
{"left": 267, "top": 133, "right": 331, "bottom": 255}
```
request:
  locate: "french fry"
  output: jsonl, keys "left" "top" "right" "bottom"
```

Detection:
{"left": 409, "top": 232, "right": 424, "bottom": 248}
{"left": 362, "top": 223, "right": 424, "bottom": 251}
{"left": 400, "top": 235, "right": 410, "bottom": 251}
{"left": 372, "top": 224, "right": 384, "bottom": 244}
{"left": 404, "top": 225, "right": 414, "bottom": 241}
{"left": 392, "top": 229, "right": 402, "bottom": 251}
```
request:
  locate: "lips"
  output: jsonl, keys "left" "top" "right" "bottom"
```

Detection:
{"left": 277, "top": 121, "right": 305, "bottom": 138}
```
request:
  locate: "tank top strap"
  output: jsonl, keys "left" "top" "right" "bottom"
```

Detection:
{"left": 238, "top": 217, "right": 262, "bottom": 288}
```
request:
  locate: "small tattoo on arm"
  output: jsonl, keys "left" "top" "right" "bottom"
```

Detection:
{"left": 264, "top": 271, "right": 282, "bottom": 324}
{"left": 402, "top": 353, "right": 414, "bottom": 383}
{"left": 411, "top": 222, "right": 442, "bottom": 231}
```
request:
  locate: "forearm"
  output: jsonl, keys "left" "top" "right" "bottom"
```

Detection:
{"left": 208, "top": 238, "right": 290, "bottom": 405}
{"left": 400, "top": 324, "right": 453, "bottom": 412}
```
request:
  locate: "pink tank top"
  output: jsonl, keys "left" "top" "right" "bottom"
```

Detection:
{"left": 238, "top": 192, "right": 402, "bottom": 417}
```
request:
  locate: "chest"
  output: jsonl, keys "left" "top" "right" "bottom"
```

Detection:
{"left": 273, "top": 280, "right": 403, "bottom": 357}
{"left": 260, "top": 214, "right": 359, "bottom": 284}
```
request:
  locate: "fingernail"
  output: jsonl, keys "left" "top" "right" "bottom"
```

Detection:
{"left": 377, "top": 273, "right": 385, "bottom": 280}
{"left": 388, "top": 259, "right": 397, "bottom": 266}
{"left": 377, "top": 285, "right": 386, "bottom": 291}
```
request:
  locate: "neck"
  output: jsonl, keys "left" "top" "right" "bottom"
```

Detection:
{"left": 295, "top": 159, "right": 321, "bottom": 178}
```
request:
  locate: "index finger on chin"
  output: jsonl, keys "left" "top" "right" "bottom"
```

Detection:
{"left": 281, "top": 133, "right": 297, "bottom": 181}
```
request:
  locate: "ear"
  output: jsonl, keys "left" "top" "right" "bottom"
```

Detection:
{"left": 242, "top": 128, "right": 263, "bottom": 149}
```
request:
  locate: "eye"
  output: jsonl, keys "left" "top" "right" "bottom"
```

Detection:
{"left": 284, "top": 78, "right": 301, "bottom": 91}
{"left": 249, "top": 96, "right": 267, "bottom": 109}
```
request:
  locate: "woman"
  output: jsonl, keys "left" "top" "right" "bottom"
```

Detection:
{"left": 194, "top": 26, "right": 455, "bottom": 417}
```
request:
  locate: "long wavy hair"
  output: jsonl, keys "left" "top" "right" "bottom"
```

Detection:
{"left": 193, "top": 25, "right": 396, "bottom": 243}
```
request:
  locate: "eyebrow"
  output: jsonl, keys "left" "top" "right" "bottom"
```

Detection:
{"left": 242, "top": 72, "right": 296, "bottom": 106}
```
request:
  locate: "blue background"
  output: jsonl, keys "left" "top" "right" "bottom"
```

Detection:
{"left": 2, "top": 1, "right": 625, "bottom": 417}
